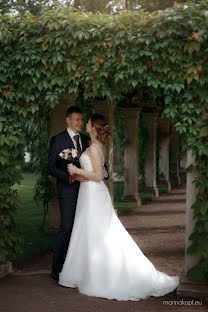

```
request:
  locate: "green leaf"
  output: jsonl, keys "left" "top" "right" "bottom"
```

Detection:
{"left": 9, "top": 135, "right": 19, "bottom": 144}
{"left": 187, "top": 76, "right": 193, "bottom": 84}
{"left": 52, "top": 56, "right": 58, "bottom": 66}
{"left": 0, "top": 136, "right": 5, "bottom": 146}
{"left": 156, "top": 31, "right": 166, "bottom": 39}
{"left": 66, "top": 62, "right": 71, "bottom": 72}
{"left": 4, "top": 137, "right": 10, "bottom": 146}
{"left": 42, "top": 42, "right": 48, "bottom": 51}
{"left": 184, "top": 41, "right": 201, "bottom": 55}
{"left": 200, "top": 206, "right": 208, "bottom": 216}
{"left": 0, "top": 155, "right": 7, "bottom": 165}
{"left": 204, "top": 222, "right": 208, "bottom": 232}
{"left": 36, "top": 37, "right": 44, "bottom": 43}
{"left": 200, "top": 127, "right": 208, "bottom": 137}
{"left": 57, "top": 54, "right": 63, "bottom": 63}
{"left": 131, "top": 80, "right": 138, "bottom": 88}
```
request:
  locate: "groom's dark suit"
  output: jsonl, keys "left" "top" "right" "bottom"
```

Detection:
{"left": 48, "top": 129, "right": 90, "bottom": 276}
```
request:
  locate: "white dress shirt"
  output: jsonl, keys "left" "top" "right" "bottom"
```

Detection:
{"left": 67, "top": 127, "right": 82, "bottom": 151}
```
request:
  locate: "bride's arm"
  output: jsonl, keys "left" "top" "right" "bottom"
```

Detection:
{"left": 68, "top": 145, "right": 103, "bottom": 182}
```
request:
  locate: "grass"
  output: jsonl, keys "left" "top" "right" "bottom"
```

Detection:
{"left": 14, "top": 173, "right": 56, "bottom": 266}
{"left": 13, "top": 174, "right": 171, "bottom": 264}
{"left": 115, "top": 192, "right": 155, "bottom": 214}
{"left": 114, "top": 183, "right": 171, "bottom": 214}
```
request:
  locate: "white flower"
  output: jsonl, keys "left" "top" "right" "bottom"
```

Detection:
{"left": 72, "top": 149, "right": 78, "bottom": 158}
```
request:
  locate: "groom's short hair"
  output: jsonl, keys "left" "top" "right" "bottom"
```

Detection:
{"left": 66, "top": 106, "right": 82, "bottom": 117}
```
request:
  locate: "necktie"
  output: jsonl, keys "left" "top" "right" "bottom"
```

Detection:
{"left": 73, "top": 134, "right": 82, "bottom": 155}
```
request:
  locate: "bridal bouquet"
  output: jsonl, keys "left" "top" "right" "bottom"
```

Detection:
{"left": 59, "top": 148, "right": 80, "bottom": 184}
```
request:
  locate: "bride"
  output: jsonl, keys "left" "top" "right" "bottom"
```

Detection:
{"left": 59, "top": 113, "right": 179, "bottom": 301}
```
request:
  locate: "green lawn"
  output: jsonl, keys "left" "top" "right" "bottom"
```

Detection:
{"left": 14, "top": 173, "right": 169, "bottom": 264}
{"left": 115, "top": 193, "right": 155, "bottom": 214}
{"left": 14, "top": 173, "right": 56, "bottom": 265}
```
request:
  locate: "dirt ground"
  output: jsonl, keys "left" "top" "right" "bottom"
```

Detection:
{"left": 1, "top": 185, "right": 208, "bottom": 312}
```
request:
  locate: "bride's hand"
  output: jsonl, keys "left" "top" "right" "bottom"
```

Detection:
{"left": 67, "top": 164, "right": 79, "bottom": 175}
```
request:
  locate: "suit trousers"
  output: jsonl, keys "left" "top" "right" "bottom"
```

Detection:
{"left": 52, "top": 187, "right": 79, "bottom": 274}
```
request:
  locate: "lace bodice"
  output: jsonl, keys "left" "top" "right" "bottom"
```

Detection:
{"left": 80, "top": 143, "right": 105, "bottom": 172}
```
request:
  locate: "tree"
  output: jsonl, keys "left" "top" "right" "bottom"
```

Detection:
{"left": 0, "top": 0, "right": 202, "bottom": 16}
{"left": 73, "top": 0, "right": 111, "bottom": 13}
{"left": 110, "top": 0, "right": 201, "bottom": 12}
{"left": 129, "top": 0, "right": 201, "bottom": 12}
{"left": 0, "top": 0, "right": 73, "bottom": 16}
{"left": 0, "top": 0, "right": 12, "bottom": 15}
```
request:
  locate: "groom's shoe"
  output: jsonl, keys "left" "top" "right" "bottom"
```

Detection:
{"left": 50, "top": 271, "right": 59, "bottom": 282}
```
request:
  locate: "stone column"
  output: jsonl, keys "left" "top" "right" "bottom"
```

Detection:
{"left": 50, "top": 94, "right": 77, "bottom": 229}
{"left": 176, "top": 150, "right": 208, "bottom": 298}
{"left": 122, "top": 108, "right": 142, "bottom": 206}
{"left": 159, "top": 118, "right": 171, "bottom": 191}
{"left": 184, "top": 150, "right": 200, "bottom": 274}
{"left": 92, "top": 100, "right": 116, "bottom": 201}
{"left": 143, "top": 113, "right": 159, "bottom": 197}
{"left": 0, "top": 263, "right": 13, "bottom": 279}
{"left": 170, "top": 132, "right": 181, "bottom": 185}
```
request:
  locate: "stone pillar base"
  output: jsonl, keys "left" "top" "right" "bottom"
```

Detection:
{"left": 177, "top": 175, "right": 181, "bottom": 185}
{"left": 159, "top": 180, "right": 171, "bottom": 192}
{"left": 122, "top": 194, "right": 142, "bottom": 207}
{"left": 144, "top": 186, "right": 159, "bottom": 197}
{"left": 177, "top": 276, "right": 208, "bottom": 298}
{"left": 169, "top": 169, "right": 180, "bottom": 187}
{"left": 0, "top": 262, "right": 13, "bottom": 279}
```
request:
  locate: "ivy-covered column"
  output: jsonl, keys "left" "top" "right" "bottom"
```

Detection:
{"left": 143, "top": 113, "right": 159, "bottom": 197}
{"left": 159, "top": 118, "right": 171, "bottom": 191}
{"left": 177, "top": 150, "right": 203, "bottom": 297}
{"left": 122, "top": 108, "right": 141, "bottom": 206}
{"left": 184, "top": 151, "right": 200, "bottom": 273}
{"left": 92, "top": 100, "right": 116, "bottom": 201}
{"left": 170, "top": 132, "right": 181, "bottom": 185}
{"left": 50, "top": 94, "right": 77, "bottom": 229}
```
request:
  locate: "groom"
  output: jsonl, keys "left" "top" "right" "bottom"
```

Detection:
{"left": 48, "top": 106, "right": 90, "bottom": 282}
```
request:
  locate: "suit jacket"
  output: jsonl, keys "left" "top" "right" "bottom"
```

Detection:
{"left": 48, "top": 130, "right": 90, "bottom": 198}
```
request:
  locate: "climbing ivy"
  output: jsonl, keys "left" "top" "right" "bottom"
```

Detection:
{"left": 0, "top": 113, "right": 25, "bottom": 263}
{"left": 26, "top": 104, "right": 55, "bottom": 231}
{"left": 0, "top": 1, "right": 208, "bottom": 280}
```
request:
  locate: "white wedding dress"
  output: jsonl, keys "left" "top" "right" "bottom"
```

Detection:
{"left": 59, "top": 143, "right": 179, "bottom": 301}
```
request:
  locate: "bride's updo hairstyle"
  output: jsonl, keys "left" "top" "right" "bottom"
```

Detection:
{"left": 91, "top": 113, "right": 111, "bottom": 145}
